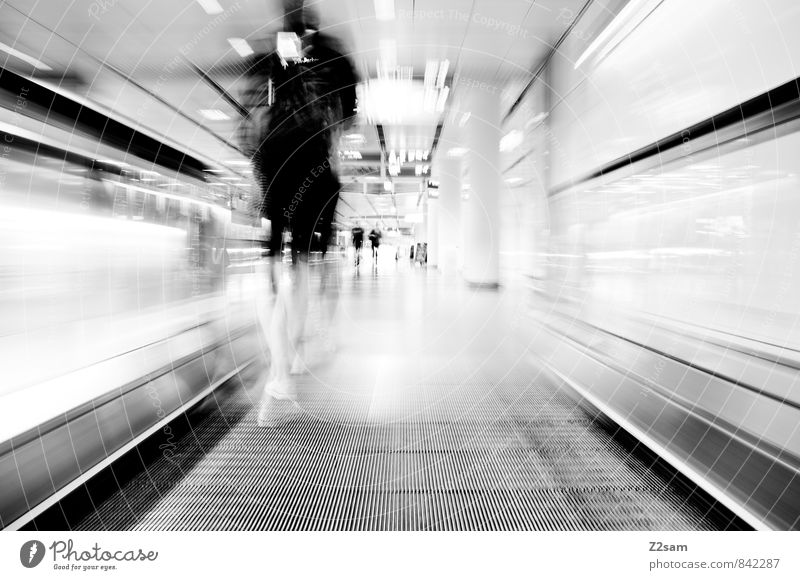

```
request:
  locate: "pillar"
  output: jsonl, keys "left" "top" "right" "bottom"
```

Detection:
{"left": 462, "top": 89, "right": 501, "bottom": 287}
{"left": 436, "top": 156, "right": 461, "bottom": 273}
{"left": 427, "top": 194, "right": 439, "bottom": 267}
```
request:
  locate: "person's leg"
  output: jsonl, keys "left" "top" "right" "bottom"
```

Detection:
{"left": 257, "top": 223, "right": 300, "bottom": 426}
{"left": 257, "top": 218, "right": 284, "bottom": 380}
{"left": 266, "top": 260, "right": 292, "bottom": 388}
{"left": 262, "top": 229, "right": 295, "bottom": 398}
{"left": 287, "top": 248, "right": 310, "bottom": 374}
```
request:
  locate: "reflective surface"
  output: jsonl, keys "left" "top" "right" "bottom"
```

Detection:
{"left": 39, "top": 267, "right": 737, "bottom": 531}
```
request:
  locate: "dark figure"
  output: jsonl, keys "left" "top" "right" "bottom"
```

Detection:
{"left": 368, "top": 223, "right": 382, "bottom": 260}
{"left": 244, "top": 1, "right": 358, "bottom": 261}
{"left": 352, "top": 224, "right": 364, "bottom": 265}
{"left": 241, "top": 0, "right": 358, "bottom": 425}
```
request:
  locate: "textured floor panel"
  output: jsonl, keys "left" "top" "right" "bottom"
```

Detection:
{"left": 75, "top": 378, "right": 719, "bottom": 531}
{"left": 74, "top": 270, "right": 724, "bottom": 530}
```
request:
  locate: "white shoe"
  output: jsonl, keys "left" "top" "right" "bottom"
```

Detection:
{"left": 256, "top": 396, "right": 299, "bottom": 427}
{"left": 262, "top": 377, "right": 296, "bottom": 401}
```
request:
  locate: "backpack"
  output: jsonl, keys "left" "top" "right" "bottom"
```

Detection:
{"left": 239, "top": 52, "right": 332, "bottom": 160}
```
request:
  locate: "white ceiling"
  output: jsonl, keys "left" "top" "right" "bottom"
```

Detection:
{"left": 1, "top": 0, "right": 587, "bottom": 226}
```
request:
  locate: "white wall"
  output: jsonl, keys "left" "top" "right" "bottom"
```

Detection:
{"left": 540, "top": 0, "right": 800, "bottom": 349}
{"left": 549, "top": 0, "right": 800, "bottom": 186}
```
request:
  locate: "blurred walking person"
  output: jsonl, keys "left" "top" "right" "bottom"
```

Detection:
{"left": 240, "top": 0, "right": 358, "bottom": 426}
{"left": 351, "top": 222, "right": 364, "bottom": 266}
{"left": 368, "top": 222, "right": 382, "bottom": 261}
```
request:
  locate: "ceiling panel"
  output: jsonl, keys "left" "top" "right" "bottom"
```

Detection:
{"left": 2, "top": 0, "right": 594, "bottom": 213}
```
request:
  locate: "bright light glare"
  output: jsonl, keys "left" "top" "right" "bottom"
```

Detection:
{"left": 424, "top": 60, "right": 438, "bottom": 87}
{"left": 0, "top": 41, "right": 51, "bottom": 70}
{"left": 361, "top": 79, "right": 440, "bottom": 125}
{"left": 447, "top": 148, "right": 467, "bottom": 158}
{"left": 574, "top": 0, "right": 663, "bottom": 69}
{"left": 436, "top": 60, "right": 449, "bottom": 88}
{"left": 500, "top": 130, "right": 524, "bottom": 152}
{"left": 374, "top": 0, "right": 395, "bottom": 21}
{"left": 199, "top": 109, "right": 230, "bottom": 121}
{"left": 379, "top": 39, "right": 397, "bottom": 70}
{"left": 435, "top": 86, "right": 450, "bottom": 112}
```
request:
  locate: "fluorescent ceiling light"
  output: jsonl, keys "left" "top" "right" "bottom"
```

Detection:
{"left": 447, "top": 147, "right": 467, "bottom": 158}
{"left": 500, "top": 130, "right": 523, "bottom": 152}
{"left": 379, "top": 39, "right": 397, "bottom": 70}
{"left": 196, "top": 0, "right": 224, "bottom": 15}
{"left": 362, "top": 79, "right": 440, "bottom": 125}
{"left": 0, "top": 41, "right": 52, "bottom": 70}
{"left": 574, "top": 0, "right": 664, "bottom": 69}
{"left": 199, "top": 109, "right": 230, "bottom": 121}
{"left": 436, "top": 60, "right": 449, "bottom": 88}
{"left": 374, "top": 0, "right": 395, "bottom": 21}
{"left": 423, "top": 86, "right": 438, "bottom": 113}
{"left": 227, "top": 38, "right": 253, "bottom": 58}
{"left": 424, "top": 60, "right": 438, "bottom": 87}
{"left": 526, "top": 112, "right": 548, "bottom": 128}
{"left": 435, "top": 86, "right": 450, "bottom": 113}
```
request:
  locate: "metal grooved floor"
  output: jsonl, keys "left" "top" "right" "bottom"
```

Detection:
{"left": 76, "top": 266, "right": 720, "bottom": 531}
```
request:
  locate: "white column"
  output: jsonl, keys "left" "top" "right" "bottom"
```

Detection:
{"left": 437, "top": 156, "right": 461, "bottom": 273}
{"left": 462, "top": 89, "right": 501, "bottom": 287}
{"left": 427, "top": 195, "right": 439, "bottom": 267}
{"left": 416, "top": 183, "right": 427, "bottom": 262}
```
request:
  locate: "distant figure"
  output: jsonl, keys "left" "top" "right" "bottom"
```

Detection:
{"left": 352, "top": 223, "right": 364, "bottom": 266}
{"left": 368, "top": 223, "right": 382, "bottom": 260}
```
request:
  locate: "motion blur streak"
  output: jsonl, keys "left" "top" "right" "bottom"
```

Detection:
{"left": 0, "top": 68, "right": 267, "bottom": 529}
